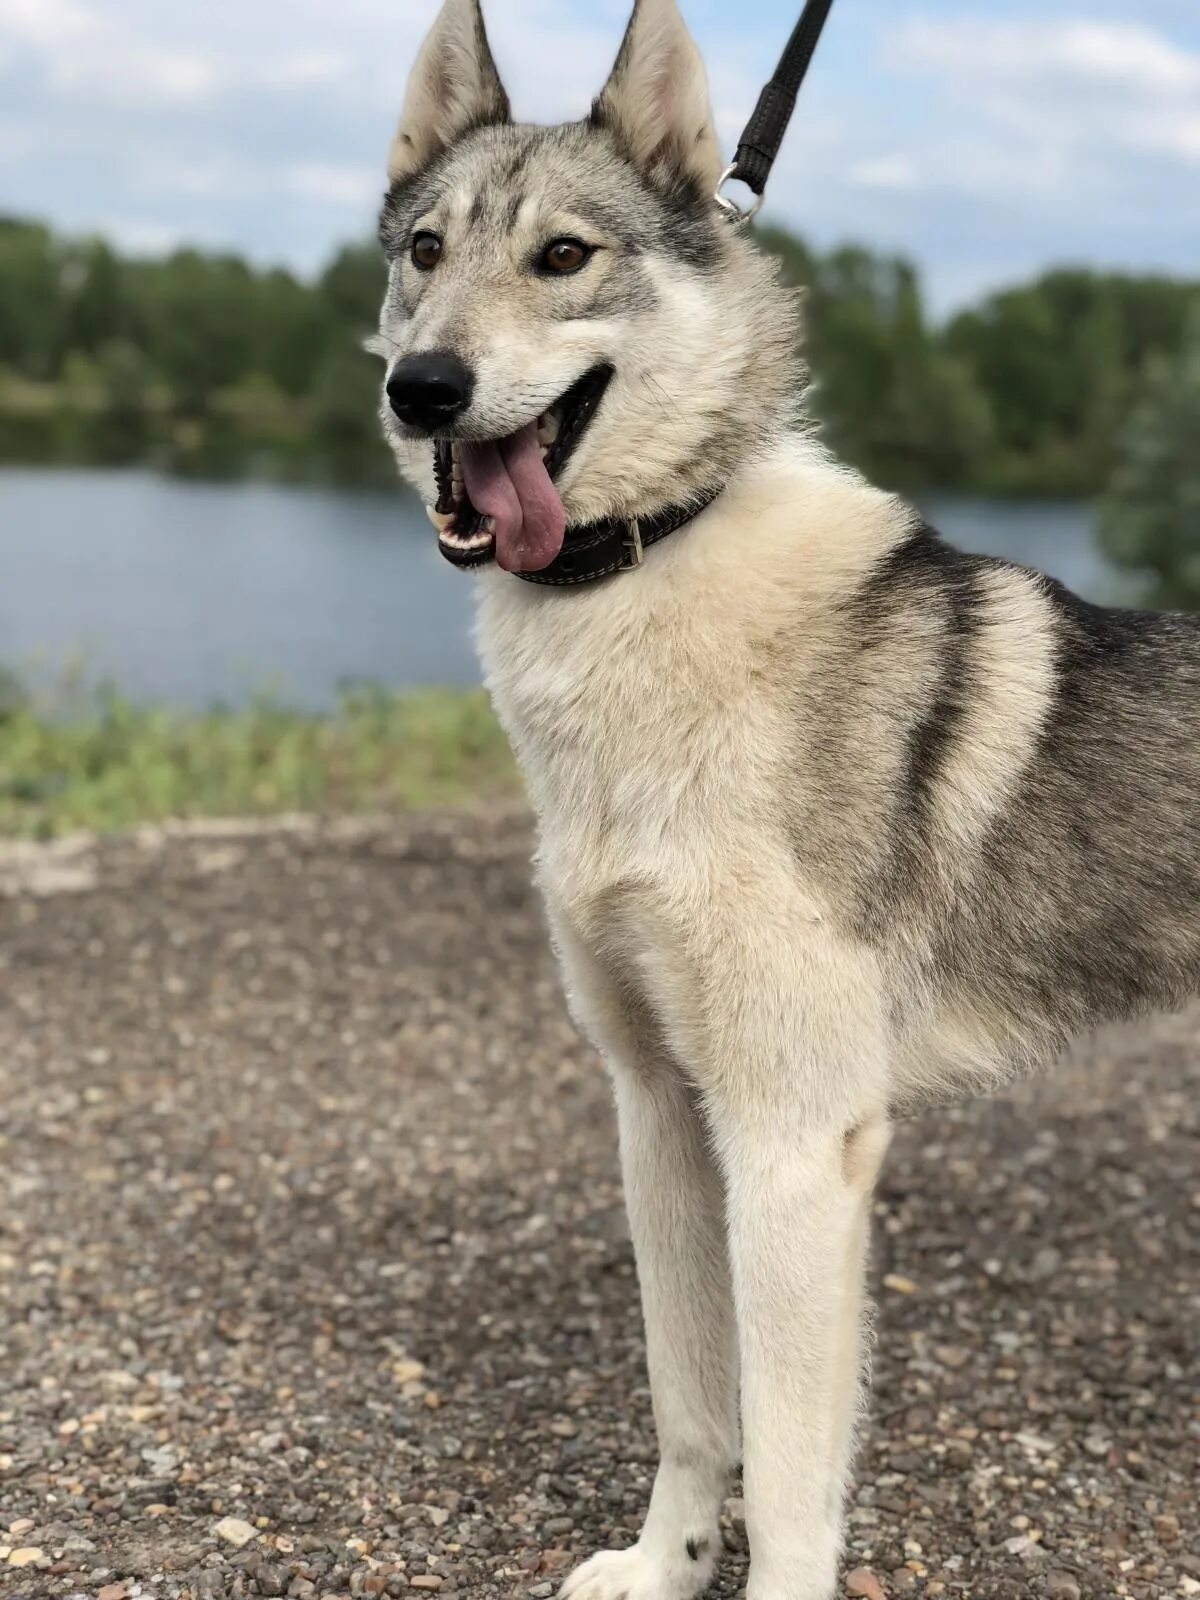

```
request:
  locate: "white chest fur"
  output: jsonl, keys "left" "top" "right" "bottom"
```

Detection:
{"left": 473, "top": 447, "right": 901, "bottom": 946}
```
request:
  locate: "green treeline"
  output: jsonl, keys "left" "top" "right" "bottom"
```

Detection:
{"left": 1, "top": 214, "right": 1196, "bottom": 497}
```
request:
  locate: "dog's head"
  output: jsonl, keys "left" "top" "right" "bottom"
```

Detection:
{"left": 374, "top": 0, "right": 799, "bottom": 573}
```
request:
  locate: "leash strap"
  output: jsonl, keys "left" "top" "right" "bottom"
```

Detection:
{"left": 717, "top": 0, "right": 836, "bottom": 219}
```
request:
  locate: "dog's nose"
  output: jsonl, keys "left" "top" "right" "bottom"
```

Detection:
{"left": 387, "top": 352, "right": 474, "bottom": 432}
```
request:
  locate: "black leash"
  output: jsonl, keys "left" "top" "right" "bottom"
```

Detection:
{"left": 716, "top": 0, "right": 837, "bottom": 221}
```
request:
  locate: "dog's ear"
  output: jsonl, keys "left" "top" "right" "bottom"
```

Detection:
{"left": 389, "top": 0, "right": 510, "bottom": 184}
{"left": 592, "top": 0, "right": 723, "bottom": 194}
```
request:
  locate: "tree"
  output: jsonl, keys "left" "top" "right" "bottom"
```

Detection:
{"left": 758, "top": 227, "right": 995, "bottom": 489}
{"left": 1098, "top": 308, "right": 1200, "bottom": 609}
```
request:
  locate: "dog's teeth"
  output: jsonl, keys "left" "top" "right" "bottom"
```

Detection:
{"left": 537, "top": 413, "right": 561, "bottom": 447}
{"left": 483, "top": 516, "right": 495, "bottom": 533}
{"left": 426, "top": 504, "right": 454, "bottom": 532}
{"left": 450, "top": 441, "right": 461, "bottom": 463}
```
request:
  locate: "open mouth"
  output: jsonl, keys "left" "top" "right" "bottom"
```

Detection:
{"left": 426, "top": 364, "right": 613, "bottom": 573}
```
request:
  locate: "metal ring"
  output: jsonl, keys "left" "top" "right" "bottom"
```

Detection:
{"left": 714, "top": 164, "right": 764, "bottom": 224}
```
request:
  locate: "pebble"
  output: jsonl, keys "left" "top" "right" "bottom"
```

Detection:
{"left": 846, "top": 1568, "right": 887, "bottom": 1600}
{"left": 7, "top": 1547, "right": 47, "bottom": 1568}
{"left": 882, "top": 1274, "right": 917, "bottom": 1295}
{"left": 1045, "top": 1576, "right": 1081, "bottom": 1600}
{"left": 0, "top": 816, "right": 1194, "bottom": 1600}
{"left": 214, "top": 1517, "right": 259, "bottom": 1549}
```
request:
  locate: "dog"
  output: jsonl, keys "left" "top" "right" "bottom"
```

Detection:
{"left": 372, "top": 2, "right": 1200, "bottom": 1595}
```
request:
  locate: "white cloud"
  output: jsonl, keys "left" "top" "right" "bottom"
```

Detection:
{"left": 894, "top": 16, "right": 1200, "bottom": 170}
{"left": 849, "top": 156, "right": 919, "bottom": 192}
{"left": 899, "top": 18, "right": 1200, "bottom": 97}
{"left": 0, "top": 0, "right": 217, "bottom": 106}
{"left": 0, "top": 0, "right": 94, "bottom": 48}
{"left": 287, "top": 163, "right": 377, "bottom": 207}
{"left": 261, "top": 50, "right": 352, "bottom": 90}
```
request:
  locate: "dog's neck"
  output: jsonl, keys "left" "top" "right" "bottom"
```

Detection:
{"left": 509, "top": 480, "right": 728, "bottom": 588}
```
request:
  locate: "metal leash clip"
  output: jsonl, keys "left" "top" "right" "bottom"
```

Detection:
{"left": 714, "top": 0, "right": 838, "bottom": 226}
{"left": 714, "top": 166, "right": 764, "bottom": 225}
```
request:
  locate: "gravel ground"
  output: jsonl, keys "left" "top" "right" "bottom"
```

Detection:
{"left": 0, "top": 813, "right": 1196, "bottom": 1600}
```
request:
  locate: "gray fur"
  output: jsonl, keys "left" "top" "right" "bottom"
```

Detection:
{"left": 379, "top": 5, "right": 1199, "bottom": 1597}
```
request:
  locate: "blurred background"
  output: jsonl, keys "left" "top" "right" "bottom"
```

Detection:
{"left": 0, "top": 0, "right": 1198, "bottom": 834}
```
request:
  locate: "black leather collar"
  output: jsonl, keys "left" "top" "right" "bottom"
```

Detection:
{"left": 514, "top": 485, "right": 725, "bottom": 588}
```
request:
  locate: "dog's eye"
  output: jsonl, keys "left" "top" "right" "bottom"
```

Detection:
{"left": 540, "top": 238, "right": 591, "bottom": 275}
{"left": 411, "top": 232, "right": 443, "bottom": 271}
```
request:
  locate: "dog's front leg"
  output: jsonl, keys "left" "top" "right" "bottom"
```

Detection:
{"left": 552, "top": 923, "right": 738, "bottom": 1600}
{"left": 714, "top": 1094, "right": 889, "bottom": 1600}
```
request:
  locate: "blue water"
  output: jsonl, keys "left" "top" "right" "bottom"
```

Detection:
{"left": 0, "top": 468, "right": 1109, "bottom": 711}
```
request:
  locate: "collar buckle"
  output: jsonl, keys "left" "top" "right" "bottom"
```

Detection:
{"left": 620, "top": 517, "right": 644, "bottom": 571}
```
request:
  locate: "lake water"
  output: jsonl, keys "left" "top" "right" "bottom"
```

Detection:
{"left": 1, "top": 468, "right": 1112, "bottom": 711}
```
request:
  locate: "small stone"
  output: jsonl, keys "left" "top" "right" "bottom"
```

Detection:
{"left": 529, "top": 1586, "right": 554, "bottom": 1599}
{"left": 7, "top": 1520, "right": 34, "bottom": 1537}
{"left": 7, "top": 1548, "right": 48, "bottom": 1568}
{"left": 98, "top": 1585, "right": 128, "bottom": 1600}
{"left": 214, "top": 1517, "right": 258, "bottom": 1549}
{"left": 409, "top": 1579, "right": 443, "bottom": 1592}
{"left": 846, "top": 1568, "right": 887, "bottom": 1600}
{"left": 934, "top": 1345, "right": 971, "bottom": 1368}
{"left": 882, "top": 1274, "right": 917, "bottom": 1295}
{"left": 1045, "top": 1576, "right": 1081, "bottom": 1600}
{"left": 393, "top": 1360, "right": 426, "bottom": 1385}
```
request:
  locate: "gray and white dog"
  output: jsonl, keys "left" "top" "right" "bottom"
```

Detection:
{"left": 374, "top": 2, "right": 1200, "bottom": 1595}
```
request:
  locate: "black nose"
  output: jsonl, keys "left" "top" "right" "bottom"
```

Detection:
{"left": 386, "top": 351, "right": 474, "bottom": 432}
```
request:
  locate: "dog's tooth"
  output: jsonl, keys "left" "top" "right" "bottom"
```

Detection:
{"left": 537, "top": 413, "right": 561, "bottom": 447}
{"left": 426, "top": 504, "right": 454, "bottom": 532}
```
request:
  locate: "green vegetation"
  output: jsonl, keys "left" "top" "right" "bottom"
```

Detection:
{"left": 1, "top": 214, "right": 1196, "bottom": 497}
{"left": 0, "top": 218, "right": 391, "bottom": 484}
{"left": 1099, "top": 311, "right": 1200, "bottom": 611}
{"left": 0, "top": 680, "right": 517, "bottom": 839}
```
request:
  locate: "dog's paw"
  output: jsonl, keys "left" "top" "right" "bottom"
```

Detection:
{"left": 559, "top": 1538, "right": 714, "bottom": 1600}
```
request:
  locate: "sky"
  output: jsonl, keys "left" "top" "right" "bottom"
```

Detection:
{"left": 0, "top": 0, "right": 1197, "bottom": 317}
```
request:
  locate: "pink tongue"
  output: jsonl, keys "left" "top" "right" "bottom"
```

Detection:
{"left": 459, "top": 422, "right": 566, "bottom": 573}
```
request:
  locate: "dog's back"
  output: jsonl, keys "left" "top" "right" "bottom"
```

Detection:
{"left": 819, "top": 522, "right": 1200, "bottom": 1091}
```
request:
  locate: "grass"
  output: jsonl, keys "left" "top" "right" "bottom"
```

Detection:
{"left": 0, "top": 675, "right": 518, "bottom": 839}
